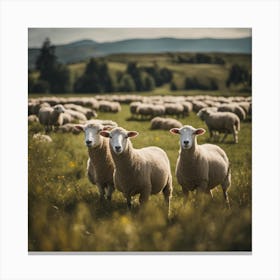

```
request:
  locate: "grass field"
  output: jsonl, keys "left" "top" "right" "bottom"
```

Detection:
{"left": 28, "top": 101, "right": 252, "bottom": 252}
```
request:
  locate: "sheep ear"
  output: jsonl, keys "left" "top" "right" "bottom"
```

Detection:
{"left": 75, "top": 125, "right": 84, "bottom": 131}
{"left": 100, "top": 131, "right": 111, "bottom": 138}
{"left": 170, "top": 128, "right": 180, "bottom": 134}
{"left": 127, "top": 131, "right": 138, "bottom": 138}
{"left": 195, "top": 128, "right": 206, "bottom": 135}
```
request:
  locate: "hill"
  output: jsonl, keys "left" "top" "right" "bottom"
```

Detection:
{"left": 28, "top": 37, "right": 252, "bottom": 69}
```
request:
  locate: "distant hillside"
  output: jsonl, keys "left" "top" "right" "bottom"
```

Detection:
{"left": 28, "top": 37, "right": 252, "bottom": 69}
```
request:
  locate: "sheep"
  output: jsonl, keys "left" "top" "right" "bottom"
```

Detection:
{"left": 33, "top": 133, "right": 52, "bottom": 143}
{"left": 164, "top": 103, "right": 184, "bottom": 117}
{"left": 181, "top": 101, "right": 193, "bottom": 117}
{"left": 28, "top": 115, "right": 39, "bottom": 123}
{"left": 38, "top": 104, "right": 65, "bottom": 133}
{"left": 99, "top": 101, "right": 121, "bottom": 113}
{"left": 170, "top": 125, "right": 231, "bottom": 207}
{"left": 63, "top": 103, "right": 97, "bottom": 120}
{"left": 217, "top": 104, "right": 246, "bottom": 121}
{"left": 130, "top": 102, "right": 142, "bottom": 117}
{"left": 55, "top": 123, "right": 82, "bottom": 134}
{"left": 135, "top": 103, "right": 154, "bottom": 119}
{"left": 100, "top": 127, "right": 173, "bottom": 214}
{"left": 197, "top": 108, "right": 240, "bottom": 144}
{"left": 192, "top": 101, "right": 208, "bottom": 112}
{"left": 75, "top": 120, "right": 117, "bottom": 201}
{"left": 150, "top": 117, "right": 182, "bottom": 130}
{"left": 64, "top": 109, "right": 87, "bottom": 122}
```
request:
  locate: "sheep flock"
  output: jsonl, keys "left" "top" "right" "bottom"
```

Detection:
{"left": 29, "top": 94, "right": 251, "bottom": 212}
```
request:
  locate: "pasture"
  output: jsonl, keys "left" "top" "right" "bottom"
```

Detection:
{"left": 28, "top": 100, "right": 251, "bottom": 251}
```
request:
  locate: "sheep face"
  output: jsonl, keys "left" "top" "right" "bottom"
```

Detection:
{"left": 170, "top": 125, "right": 205, "bottom": 150}
{"left": 53, "top": 104, "right": 65, "bottom": 113}
{"left": 100, "top": 128, "right": 138, "bottom": 155}
{"left": 75, "top": 124, "right": 104, "bottom": 148}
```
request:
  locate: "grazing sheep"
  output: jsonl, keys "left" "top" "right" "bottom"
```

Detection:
{"left": 38, "top": 104, "right": 65, "bottom": 133}
{"left": 55, "top": 123, "right": 82, "bottom": 134}
{"left": 181, "top": 101, "right": 193, "bottom": 117}
{"left": 192, "top": 101, "right": 207, "bottom": 112}
{"left": 100, "top": 127, "right": 173, "bottom": 214}
{"left": 75, "top": 120, "right": 117, "bottom": 201}
{"left": 64, "top": 103, "right": 97, "bottom": 120}
{"left": 151, "top": 117, "right": 182, "bottom": 130}
{"left": 164, "top": 103, "right": 184, "bottom": 117}
{"left": 33, "top": 133, "right": 52, "bottom": 143}
{"left": 99, "top": 101, "right": 121, "bottom": 113}
{"left": 130, "top": 102, "right": 142, "bottom": 117}
{"left": 64, "top": 109, "right": 87, "bottom": 122}
{"left": 218, "top": 104, "right": 246, "bottom": 121}
{"left": 135, "top": 103, "right": 154, "bottom": 119}
{"left": 28, "top": 115, "right": 39, "bottom": 123}
{"left": 170, "top": 125, "right": 231, "bottom": 207}
{"left": 197, "top": 108, "right": 240, "bottom": 143}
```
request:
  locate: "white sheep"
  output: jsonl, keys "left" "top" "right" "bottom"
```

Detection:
{"left": 170, "top": 125, "right": 231, "bottom": 207}
{"left": 218, "top": 104, "right": 246, "bottom": 121}
{"left": 75, "top": 120, "right": 117, "bottom": 201}
{"left": 28, "top": 115, "right": 39, "bottom": 123}
{"left": 100, "top": 127, "right": 173, "bottom": 214}
{"left": 38, "top": 104, "right": 65, "bottom": 133}
{"left": 197, "top": 108, "right": 240, "bottom": 143}
{"left": 150, "top": 117, "right": 182, "bottom": 130}
{"left": 32, "top": 133, "right": 52, "bottom": 143}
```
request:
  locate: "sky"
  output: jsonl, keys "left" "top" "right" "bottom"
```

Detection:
{"left": 28, "top": 28, "right": 251, "bottom": 47}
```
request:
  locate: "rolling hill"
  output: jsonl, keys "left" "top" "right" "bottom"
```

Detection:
{"left": 28, "top": 37, "right": 252, "bottom": 69}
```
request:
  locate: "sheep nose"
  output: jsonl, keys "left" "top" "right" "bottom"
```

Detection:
{"left": 86, "top": 140, "right": 92, "bottom": 145}
{"left": 115, "top": 146, "right": 121, "bottom": 152}
{"left": 184, "top": 140, "right": 189, "bottom": 145}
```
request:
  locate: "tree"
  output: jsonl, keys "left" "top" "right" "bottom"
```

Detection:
{"left": 226, "top": 64, "right": 251, "bottom": 88}
{"left": 74, "top": 58, "right": 116, "bottom": 93}
{"left": 35, "top": 38, "right": 70, "bottom": 93}
{"left": 118, "top": 74, "right": 136, "bottom": 92}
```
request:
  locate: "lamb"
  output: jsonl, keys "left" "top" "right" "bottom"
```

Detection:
{"left": 197, "top": 108, "right": 240, "bottom": 143}
{"left": 75, "top": 120, "right": 117, "bottom": 201}
{"left": 150, "top": 117, "right": 182, "bottom": 130}
{"left": 38, "top": 104, "right": 65, "bottom": 133}
{"left": 170, "top": 125, "right": 231, "bottom": 207}
{"left": 217, "top": 104, "right": 246, "bottom": 121}
{"left": 100, "top": 127, "right": 173, "bottom": 214}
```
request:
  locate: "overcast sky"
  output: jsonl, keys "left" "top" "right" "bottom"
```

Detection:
{"left": 28, "top": 28, "right": 251, "bottom": 47}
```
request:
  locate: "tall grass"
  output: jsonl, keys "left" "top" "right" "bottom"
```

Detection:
{"left": 28, "top": 104, "right": 251, "bottom": 251}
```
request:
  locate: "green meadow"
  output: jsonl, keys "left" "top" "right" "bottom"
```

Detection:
{"left": 28, "top": 102, "right": 251, "bottom": 251}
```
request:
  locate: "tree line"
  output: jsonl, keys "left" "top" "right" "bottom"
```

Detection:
{"left": 28, "top": 39, "right": 251, "bottom": 94}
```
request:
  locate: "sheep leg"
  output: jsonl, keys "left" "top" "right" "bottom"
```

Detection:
{"left": 233, "top": 130, "right": 238, "bottom": 144}
{"left": 139, "top": 192, "right": 149, "bottom": 206}
{"left": 182, "top": 188, "right": 189, "bottom": 205}
{"left": 222, "top": 176, "right": 231, "bottom": 209}
{"left": 126, "top": 196, "right": 132, "bottom": 210}
{"left": 97, "top": 184, "right": 105, "bottom": 201}
{"left": 163, "top": 178, "right": 172, "bottom": 216}
{"left": 105, "top": 185, "right": 114, "bottom": 201}
{"left": 221, "top": 132, "right": 228, "bottom": 142}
